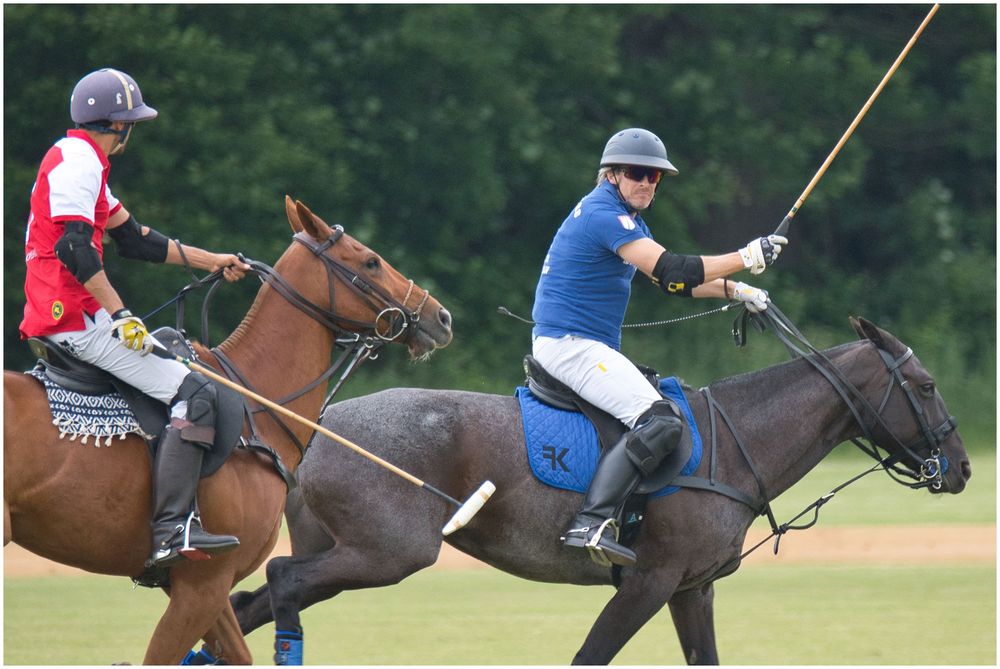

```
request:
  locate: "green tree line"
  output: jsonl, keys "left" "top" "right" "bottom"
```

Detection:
{"left": 4, "top": 5, "right": 995, "bottom": 443}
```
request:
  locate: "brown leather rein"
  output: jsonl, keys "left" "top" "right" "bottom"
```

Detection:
{"left": 147, "top": 227, "right": 431, "bottom": 464}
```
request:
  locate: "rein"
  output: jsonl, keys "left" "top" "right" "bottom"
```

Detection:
{"left": 142, "top": 227, "right": 430, "bottom": 464}
{"left": 743, "top": 304, "right": 956, "bottom": 490}
{"left": 716, "top": 303, "right": 957, "bottom": 564}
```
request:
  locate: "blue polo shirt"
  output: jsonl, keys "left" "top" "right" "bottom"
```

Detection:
{"left": 531, "top": 181, "right": 651, "bottom": 350}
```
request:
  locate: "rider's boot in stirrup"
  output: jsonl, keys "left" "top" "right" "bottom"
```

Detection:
{"left": 561, "top": 432, "right": 641, "bottom": 567}
{"left": 147, "top": 424, "right": 239, "bottom": 569}
{"left": 561, "top": 400, "right": 684, "bottom": 568}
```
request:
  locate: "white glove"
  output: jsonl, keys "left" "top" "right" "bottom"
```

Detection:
{"left": 732, "top": 281, "right": 769, "bottom": 313}
{"left": 739, "top": 235, "right": 788, "bottom": 275}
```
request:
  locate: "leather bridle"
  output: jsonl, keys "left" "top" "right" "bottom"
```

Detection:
{"left": 865, "top": 347, "right": 958, "bottom": 490}
{"left": 693, "top": 304, "right": 962, "bottom": 575}
{"left": 250, "top": 229, "right": 430, "bottom": 344}
{"left": 746, "top": 305, "right": 958, "bottom": 491}
{"left": 147, "top": 227, "right": 433, "bottom": 466}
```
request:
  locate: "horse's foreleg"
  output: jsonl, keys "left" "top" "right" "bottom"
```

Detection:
{"left": 198, "top": 600, "right": 254, "bottom": 665}
{"left": 668, "top": 583, "right": 720, "bottom": 665}
{"left": 4, "top": 499, "right": 11, "bottom": 545}
{"left": 572, "top": 568, "right": 680, "bottom": 665}
{"left": 264, "top": 541, "right": 438, "bottom": 664}
{"left": 142, "top": 570, "right": 233, "bottom": 665}
{"left": 266, "top": 551, "right": 348, "bottom": 633}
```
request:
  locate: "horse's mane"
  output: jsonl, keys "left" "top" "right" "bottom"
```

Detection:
{"left": 214, "top": 293, "right": 266, "bottom": 357}
{"left": 704, "top": 339, "right": 865, "bottom": 393}
{"left": 214, "top": 242, "right": 303, "bottom": 357}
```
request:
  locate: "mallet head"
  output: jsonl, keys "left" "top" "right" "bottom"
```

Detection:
{"left": 442, "top": 481, "right": 496, "bottom": 536}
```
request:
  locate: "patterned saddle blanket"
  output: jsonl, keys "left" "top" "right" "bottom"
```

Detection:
{"left": 25, "top": 329, "right": 244, "bottom": 478}
{"left": 516, "top": 377, "right": 702, "bottom": 498}
{"left": 27, "top": 367, "right": 153, "bottom": 445}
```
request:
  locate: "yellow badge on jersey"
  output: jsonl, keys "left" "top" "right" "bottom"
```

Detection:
{"left": 51, "top": 301, "right": 64, "bottom": 321}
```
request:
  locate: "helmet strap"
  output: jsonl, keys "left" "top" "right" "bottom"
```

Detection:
{"left": 609, "top": 168, "right": 656, "bottom": 215}
{"left": 77, "top": 122, "right": 134, "bottom": 155}
{"left": 109, "top": 123, "right": 134, "bottom": 155}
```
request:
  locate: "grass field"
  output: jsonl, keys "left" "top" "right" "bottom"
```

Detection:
{"left": 3, "top": 564, "right": 994, "bottom": 665}
{"left": 4, "top": 453, "right": 995, "bottom": 665}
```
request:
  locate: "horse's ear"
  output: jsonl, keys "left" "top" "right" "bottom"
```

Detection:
{"left": 294, "top": 200, "right": 334, "bottom": 241}
{"left": 850, "top": 316, "right": 901, "bottom": 353}
{"left": 285, "top": 195, "right": 303, "bottom": 233}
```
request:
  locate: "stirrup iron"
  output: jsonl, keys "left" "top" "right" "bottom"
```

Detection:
{"left": 584, "top": 518, "right": 618, "bottom": 567}
{"left": 178, "top": 512, "right": 211, "bottom": 561}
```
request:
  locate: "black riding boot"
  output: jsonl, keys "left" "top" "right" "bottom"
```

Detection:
{"left": 561, "top": 433, "right": 641, "bottom": 567}
{"left": 147, "top": 426, "right": 240, "bottom": 569}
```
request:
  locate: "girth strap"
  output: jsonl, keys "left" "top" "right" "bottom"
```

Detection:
{"left": 668, "top": 387, "right": 775, "bottom": 520}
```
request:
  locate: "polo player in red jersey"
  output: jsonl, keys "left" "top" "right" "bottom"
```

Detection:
{"left": 19, "top": 68, "right": 252, "bottom": 570}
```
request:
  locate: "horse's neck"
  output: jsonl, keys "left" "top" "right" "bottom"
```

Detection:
{"left": 206, "top": 281, "right": 335, "bottom": 461}
{"left": 704, "top": 342, "right": 878, "bottom": 501}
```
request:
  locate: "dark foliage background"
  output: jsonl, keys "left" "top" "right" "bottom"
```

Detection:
{"left": 4, "top": 5, "right": 995, "bottom": 442}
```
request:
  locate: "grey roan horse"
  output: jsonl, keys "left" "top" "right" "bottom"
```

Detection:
{"left": 231, "top": 316, "right": 971, "bottom": 664}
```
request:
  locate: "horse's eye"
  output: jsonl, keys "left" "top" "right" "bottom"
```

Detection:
{"left": 365, "top": 256, "right": 381, "bottom": 271}
{"left": 919, "top": 382, "right": 935, "bottom": 397}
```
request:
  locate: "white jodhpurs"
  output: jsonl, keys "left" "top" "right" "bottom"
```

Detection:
{"left": 48, "top": 308, "right": 191, "bottom": 417}
{"left": 532, "top": 334, "right": 662, "bottom": 429}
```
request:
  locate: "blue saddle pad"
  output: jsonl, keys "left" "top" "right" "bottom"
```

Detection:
{"left": 516, "top": 377, "right": 702, "bottom": 498}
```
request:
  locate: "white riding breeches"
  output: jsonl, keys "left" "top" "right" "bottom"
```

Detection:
{"left": 532, "top": 334, "right": 662, "bottom": 429}
{"left": 48, "top": 308, "right": 191, "bottom": 417}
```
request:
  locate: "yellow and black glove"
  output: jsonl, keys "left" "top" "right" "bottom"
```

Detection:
{"left": 110, "top": 308, "right": 153, "bottom": 356}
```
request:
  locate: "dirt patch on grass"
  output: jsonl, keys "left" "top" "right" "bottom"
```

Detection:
{"left": 4, "top": 524, "right": 993, "bottom": 578}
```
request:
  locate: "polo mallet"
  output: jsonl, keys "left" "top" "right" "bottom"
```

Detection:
{"left": 774, "top": 3, "right": 940, "bottom": 238}
{"left": 149, "top": 345, "right": 495, "bottom": 536}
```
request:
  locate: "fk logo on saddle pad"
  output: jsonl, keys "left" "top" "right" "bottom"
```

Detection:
{"left": 516, "top": 377, "right": 703, "bottom": 498}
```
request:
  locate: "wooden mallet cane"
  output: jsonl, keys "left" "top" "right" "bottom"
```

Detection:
{"left": 774, "top": 3, "right": 940, "bottom": 238}
{"left": 150, "top": 345, "right": 495, "bottom": 536}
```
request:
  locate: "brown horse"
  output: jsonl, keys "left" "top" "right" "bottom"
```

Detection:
{"left": 3, "top": 196, "right": 453, "bottom": 664}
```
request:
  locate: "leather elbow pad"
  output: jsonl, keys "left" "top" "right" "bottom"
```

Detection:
{"left": 54, "top": 220, "right": 103, "bottom": 284}
{"left": 652, "top": 251, "right": 705, "bottom": 297}
{"left": 108, "top": 215, "right": 169, "bottom": 262}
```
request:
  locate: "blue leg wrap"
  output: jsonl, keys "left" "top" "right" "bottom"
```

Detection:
{"left": 180, "top": 647, "right": 220, "bottom": 665}
{"left": 274, "top": 629, "right": 304, "bottom": 666}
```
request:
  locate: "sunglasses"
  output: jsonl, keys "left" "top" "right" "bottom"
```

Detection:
{"left": 618, "top": 166, "right": 664, "bottom": 185}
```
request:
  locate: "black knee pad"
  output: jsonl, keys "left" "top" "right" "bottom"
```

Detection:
{"left": 625, "top": 400, "right": 684, "bottom": 476}
{"left": 173, "top": 372, "right": 218, "bottom": 447}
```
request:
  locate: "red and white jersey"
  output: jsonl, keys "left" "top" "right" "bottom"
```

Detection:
{"left": 20, "top": 129, "right": 122, "bottom": 338}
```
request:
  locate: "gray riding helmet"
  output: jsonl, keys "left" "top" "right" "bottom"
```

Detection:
{"left": 600, "top": 128, "right": 678, "bottom": 176}
{"left": 70, "top": 68, "right": 158, "bottom": 124}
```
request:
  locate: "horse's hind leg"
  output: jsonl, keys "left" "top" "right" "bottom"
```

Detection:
{"left": 572, "top": 568, "right": 681, "bottom": 665}
{"left": 668, "top": 583, "right": 719, "bottom": 665}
